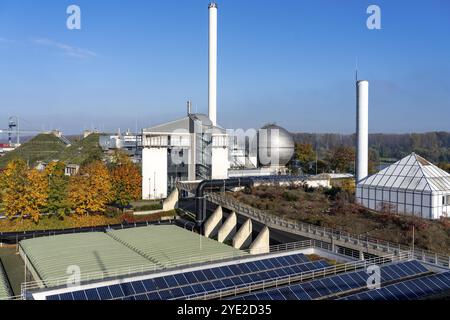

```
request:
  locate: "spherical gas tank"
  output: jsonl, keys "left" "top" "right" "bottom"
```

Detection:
{"left": 258, "top": 124, "right": 295, "bottom": 167}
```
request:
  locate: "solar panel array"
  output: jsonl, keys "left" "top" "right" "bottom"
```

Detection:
{"left": 340, "top": 272, "right": 450, "bottom": 300}
{"left": 46, "top": 253, "right": 329, "bottom": 300}
{"left": 231, "top": 260, "right": 429, "bottom": 300}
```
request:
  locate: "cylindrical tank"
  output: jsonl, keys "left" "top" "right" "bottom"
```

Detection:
{"left": 258, "top": 124, "right": 295, "bottom": 167}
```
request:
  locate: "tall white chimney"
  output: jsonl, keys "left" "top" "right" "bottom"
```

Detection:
{"left": 208, "top": 2, "right": 218, "bottom": 126}
{"left": 356, "top": 80, "right": 369, "bottom": 183}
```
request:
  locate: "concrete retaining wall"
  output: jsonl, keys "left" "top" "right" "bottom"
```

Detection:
{"left": 218, "top": 212, "right": 237, "bottom": 243}
{"left": 233, "top": 219, "right": 252, "bottom": 250}
{"left": 204, "top": 206, "right": 223, "bottom": 238}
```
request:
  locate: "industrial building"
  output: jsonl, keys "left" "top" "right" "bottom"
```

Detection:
{"left": 141, "top": 113, "right": 229, "bottom": 199}
{"left": 356, "top": 153, "right": 450, "bottom": 220}
{"left": 141, "top": 3, "right": 295, "bottom": 200}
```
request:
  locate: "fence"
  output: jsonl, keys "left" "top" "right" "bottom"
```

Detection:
{"left": 0, "top": 220, "right": 175, "bottom": 245}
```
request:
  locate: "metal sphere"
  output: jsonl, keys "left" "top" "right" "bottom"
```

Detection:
{"left": 258, "top": 124, "right": 295, "bottom": 167}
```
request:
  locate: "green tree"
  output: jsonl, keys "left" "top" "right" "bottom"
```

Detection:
{"left": 368, "top": 148, "right": 380, "bottom": 175}
{"left": 44, "top": 161, "right": 71, "bottom": 218}
{"left": 110, "top": 149, "right": 132, "bottom": 167}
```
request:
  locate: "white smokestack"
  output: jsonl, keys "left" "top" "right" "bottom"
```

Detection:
{"left": 356, "top": 80, "right": 369, "bottom": 182}
{"left": 208, "top": 2, "right": 218, "bottom": 126}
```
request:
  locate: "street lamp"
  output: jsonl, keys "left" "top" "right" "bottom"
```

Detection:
{"left": 148, "top": 178, "right": 151, "bottom": 200}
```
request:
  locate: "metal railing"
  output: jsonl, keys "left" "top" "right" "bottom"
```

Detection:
{"left": 20, "top": 239, "right": 317, "bottom": 298}
{"left": 178, "top": 251, "right": 413, "bottom": 300}
{"left": 108, "top": 245, "right": 341, "bottom": 301}
{"left": 206, "top": 192, "right": 450, "bottom": 268}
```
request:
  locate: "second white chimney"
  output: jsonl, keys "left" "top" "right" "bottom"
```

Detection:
{"left": 356, "top": 80, "right": 369, "bottom": 182}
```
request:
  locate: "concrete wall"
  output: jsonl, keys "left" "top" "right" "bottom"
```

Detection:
{"left": 217, "top": 212, "right": 237, "bottom": 243}
{"left": 163, "top": 188, "right": 179, "bottom": 211}
{"left": 211, "top": 136, "right": 229, "bottom": 179}
{"left": 249, "top": 226, "right": 270, "bottom": 255}
{"left": 233, "top": 219, "right": 252, "bottom": 250}
{"left": 142, "top": 147, "right": 168, "bottom": 200}
{"left": 204, "top": 206, "right": 223, "bottom": 238}
{"left": 305, "top": 179, "right": 331, "bottom": 189}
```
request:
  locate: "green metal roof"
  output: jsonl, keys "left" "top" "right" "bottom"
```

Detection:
{"left": 0, "top": 262, "right": 11, "bottom": 300}
{"left": 19, "top": 226, "right": 246, "bottom": 287}
{"left": 20, "top": 232, "right": 157, "bottom": 284}
{"left": 107, "top": 225, "right": 247, "bottom": 267}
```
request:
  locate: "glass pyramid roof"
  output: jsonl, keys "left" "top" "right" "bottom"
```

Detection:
{"left": 358, "top": 153, "right": 450, "bottom": 192}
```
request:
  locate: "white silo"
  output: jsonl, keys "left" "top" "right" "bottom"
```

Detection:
{"left": 356, "top": 80, "right": 369, "bottom": 182}
{"left": 208, "top": 2, "right": 218, "bottom": 126}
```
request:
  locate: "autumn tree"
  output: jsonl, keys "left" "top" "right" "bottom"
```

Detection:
{"left": 44, "top": 161, "right": 71, "bottom": 218}
{"left": 25, "top": 169, "right": 49, "bottom": 222}
{"left": 0, "top": 159, "right": 28, "bottom": 220}
{"left": 295, "top": 143, "right": 316, "bottom": 173}
{"left": 438, "top": 163, "right": 450, "bottom": 173}
{"left": 110, "top": 163, "right": 142, "bottom": 209}
{"left": 68, "top": 161, "right": 112, "bottom": 215}
{"left": 327, "top": 146, "right": 356, "bottom": 173}
{"left": 0, "top": 159, "right": 48, "bottom": 222}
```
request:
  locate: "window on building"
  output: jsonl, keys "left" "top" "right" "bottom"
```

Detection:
{"left": 444, "top": 195, "right": 450, "bottom": 205}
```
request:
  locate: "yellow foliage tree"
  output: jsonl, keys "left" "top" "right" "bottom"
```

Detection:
{"left": 0, "top": 159, "right": 48, "bottom": 222}
{"left": 110, "top": 163, "right": 142, "bottom": 208}
{"left": 68, "top": 161, "right": 113, "bottom": 215}
{"left": 24, "top": 169, "right": 49, "bottom": 222}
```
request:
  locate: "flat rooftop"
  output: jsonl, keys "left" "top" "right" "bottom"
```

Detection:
{"left": 107, "top": 225, "right": 246, "bottom": 267}
{"left": 20, "top": 232, "right": 156, "bottom": 284}
{"left": 19, "top": 225, "right": 246, "bottom": 287}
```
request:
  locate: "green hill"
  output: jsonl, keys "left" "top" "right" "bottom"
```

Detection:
{"left": 0, "top": 134, "right": 67, "bottom": 169}
{"left": 0, "top": 133, "right": 103, "bottom": 169}
{"left": 57, "top": 133, "right": 103, "bottom": 165}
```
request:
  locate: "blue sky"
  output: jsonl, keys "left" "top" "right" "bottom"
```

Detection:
{"left": 0, "top": 0, "right": 449, "bottom": 135}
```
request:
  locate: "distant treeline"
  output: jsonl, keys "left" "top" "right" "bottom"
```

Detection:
{"left": 292, "top": 132, "right": 450, "bottom": 164}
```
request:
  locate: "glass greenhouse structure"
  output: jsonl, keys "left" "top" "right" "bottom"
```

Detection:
{"left": 356, "top": 153, "right": 450, "bottom": 220}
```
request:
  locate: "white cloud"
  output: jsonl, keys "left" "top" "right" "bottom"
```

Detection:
{"left": 33, "top": 38, "right": 97, "bottom": 59}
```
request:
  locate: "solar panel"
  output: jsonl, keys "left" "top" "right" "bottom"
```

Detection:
{"left": 341, "top": 272, "right": 450, "bottom": 300}
{"left": 96, "top": 286, "right": 112, "bottom": 299}
{"left": 45, "top": 253, "right": 320, "bottom": 300}
{"left": 84, "top": 288, "right": 100, "bottom": 300}
{"left": 108, "top": 284, "right": 124, "bottom": 299}
{"left": 72, "top": 290, "right": 87, "bottom": 300}
{"left": 59, "top": 292, "right": 74, "bottom": 300}
{"left": 231, "top": 260, "right": 431, "bottom": 301}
